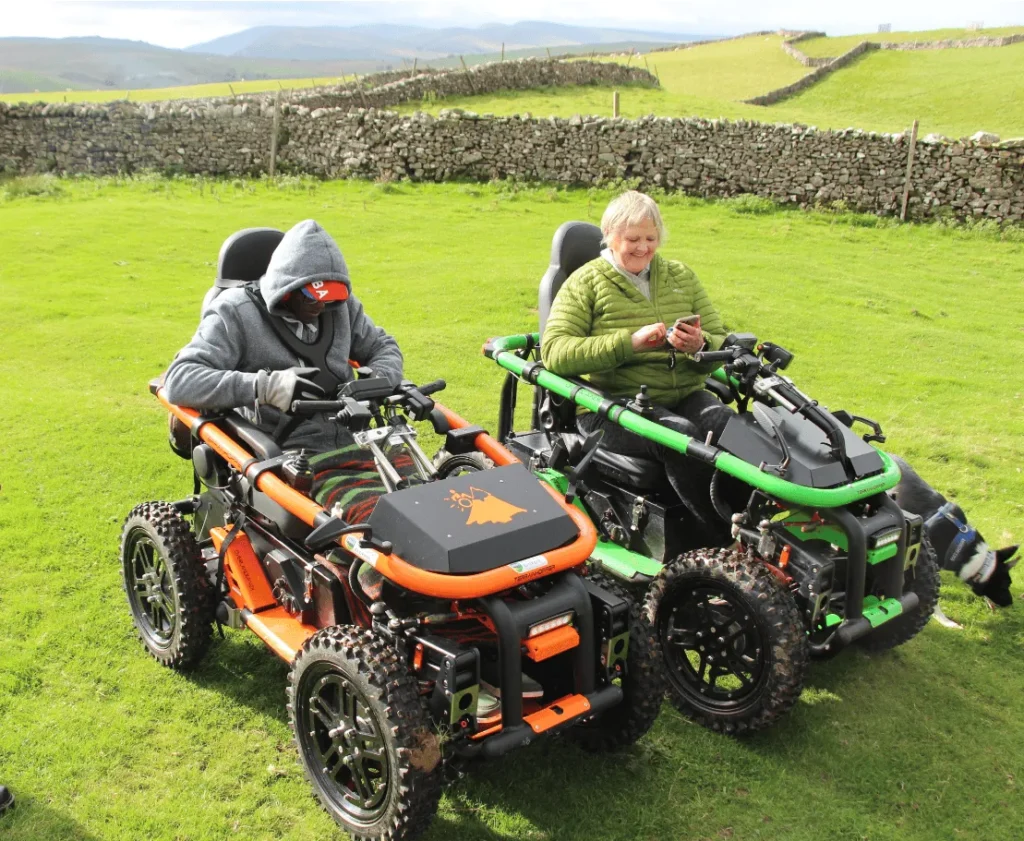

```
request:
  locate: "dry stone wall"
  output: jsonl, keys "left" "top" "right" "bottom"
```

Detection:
{"left": 2, "top": 59, "right": 1022, "bottom": 224}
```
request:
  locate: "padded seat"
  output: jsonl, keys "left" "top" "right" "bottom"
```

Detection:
{"left": 559, "top": 433, "right": 664, "bottom": 491}
{"left": 595, "top": 451, "right": 665, "bottom": 491}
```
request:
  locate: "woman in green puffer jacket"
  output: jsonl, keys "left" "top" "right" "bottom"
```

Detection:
{"left": 542, "top": 190, "right": 735, "bottom": 539}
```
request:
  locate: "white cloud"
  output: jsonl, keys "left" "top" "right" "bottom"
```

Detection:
{"left": 3, "top": 0, "right": 1022, "bottom": 49}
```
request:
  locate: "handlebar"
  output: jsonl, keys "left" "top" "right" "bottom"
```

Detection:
{"left": 290, "top": 378, "right": 446, "bottom": 421}
{"left": 692, "top": 349, "right": 739, "bottom": 364}
{"left": 418, "top": 379, "right": 446, "bottom": 396}
{"left": 289, "top": 399, "right": 349, "bottom": 416}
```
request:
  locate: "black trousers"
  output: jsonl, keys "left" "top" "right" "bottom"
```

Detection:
{"left": 578, "top": 390, "right": 736, "bottom": 542}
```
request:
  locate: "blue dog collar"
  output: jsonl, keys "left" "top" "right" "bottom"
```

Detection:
{"left": 925, "top": 502, "right": 983, "bottom": 577}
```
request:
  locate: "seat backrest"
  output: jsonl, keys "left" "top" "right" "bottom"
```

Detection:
{"left": 538, "top": 221, "right": 603, "bottom": 335}
{"left": 200, "top": 227, "right": 285, "bottom": 317}
{"left": 534, "top": 221, "right": 603, "bottom": 434}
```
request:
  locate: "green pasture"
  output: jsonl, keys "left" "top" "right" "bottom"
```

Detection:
{"left": 766, "top": 40, "right": 1024, "bottom": 139}
{"left": 1, "top": 177, "right": 1023, "bottom": 841}
{"left": 797, "top": 26, "right": 1024, "bottom": 58}
{"left": 631, "top": 34, "right": 807, "bottom": 103}
{"left": 0, "top": 77, "right": 350, "bottom": 105}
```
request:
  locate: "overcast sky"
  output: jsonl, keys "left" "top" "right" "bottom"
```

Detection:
{"left": 2, "top": 0, "right": 1022, "bottom": 48}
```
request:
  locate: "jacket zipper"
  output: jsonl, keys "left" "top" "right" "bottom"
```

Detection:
{"left": 649, "top": 257, "right": 679, "bottom": 392}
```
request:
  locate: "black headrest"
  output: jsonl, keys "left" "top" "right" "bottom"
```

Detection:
{"left": 215, "top": 227, "right": 285, "bottom": 288}
{"left": 538, "top": 221, "right": 603, "bottom": 334}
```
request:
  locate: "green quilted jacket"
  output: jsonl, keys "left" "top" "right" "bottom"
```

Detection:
{"left": 541, "top": 254, "right": 727, "bottom": 406}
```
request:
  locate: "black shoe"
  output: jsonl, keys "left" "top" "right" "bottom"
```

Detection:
{"left": 0, "top": 785, "right": 13, "bottom": 816}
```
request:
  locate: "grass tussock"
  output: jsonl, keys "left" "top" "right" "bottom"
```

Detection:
{"left": 0, "top": 173, "right": 66, "bottom": 200}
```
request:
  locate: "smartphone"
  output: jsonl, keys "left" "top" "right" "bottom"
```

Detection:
{"left": 675, "top": 314, "right": 701, "bottom": 328}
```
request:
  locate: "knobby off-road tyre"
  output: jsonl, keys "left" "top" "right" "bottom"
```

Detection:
{"left": 288, "top": 626, "right": 443, "bottom": 841}
{"left": 858, "top": 536, "right": 941, "bottom": 653}
{"left": 120, "top": 501, "right": 213, "bottom": 670}
{"left": 645, "top": 547, "right": 809, "bottom": 736}
{"left": 432, "top": 450, "right": 493, "bottom": 480}
{"left": 567, "top": 572, "right": 666, "bottom": 752}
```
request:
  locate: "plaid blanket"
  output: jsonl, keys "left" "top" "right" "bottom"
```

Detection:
{"left": 311, "top": 444, "right": 421, "bottom": 523}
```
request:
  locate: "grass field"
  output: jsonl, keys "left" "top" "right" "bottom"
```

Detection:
{"left": 767, "top": 40, "right": 1024, "bottom": 138}
{"left": 1, "top": 177, "right": 1023, "bottom": 841}
{"left": 0, "top": 77, "right": 353, "bottom": 105}
{"left": 796, "top": 26, "right": 1024, "bottom": 58}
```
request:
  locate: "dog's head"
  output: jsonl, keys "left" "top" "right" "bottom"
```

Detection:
{"left": 926, "top": 503, "right": 1018, "bottom": 607}
{"left": 969, "top": 545, "right": 1019, "bottom": 607}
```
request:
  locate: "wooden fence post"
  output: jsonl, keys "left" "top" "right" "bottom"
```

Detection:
{"left": 900, "top": 119, "right": 920, "bottom": 222}
{"left": 501, "top": 42, "right": 505, "bottom": 61}
{"left": 613, "top": 91, "right": 620, "bottom": 117}
{"left": 269, "top": 89, "right": 281, "bottom": 178}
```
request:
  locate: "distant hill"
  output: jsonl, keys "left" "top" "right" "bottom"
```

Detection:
{"left": 0, "top": 37, "right": 379, "bottom": 93}
{"left": 0, "top": 22, "right": 706, "bottom": 93}
{"left": 186, "top": 21, "right": 704, "bottom": 61}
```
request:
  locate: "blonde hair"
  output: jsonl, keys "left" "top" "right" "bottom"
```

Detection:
{"left": 600, "top": 191, "right": 665, "bottom": 244}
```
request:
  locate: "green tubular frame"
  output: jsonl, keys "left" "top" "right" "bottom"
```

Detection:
{"left": 487, "top": 333, "right": 901, "bottom": 509}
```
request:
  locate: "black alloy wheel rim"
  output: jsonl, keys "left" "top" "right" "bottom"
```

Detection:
{"left": 659, "top": 579, "right": 769, "bottom": 711}
{"left": 299, "top": 665, "right": 391, "bottom": 823}
{"left": 125, "top": 528, "right": 176, "bottom": 648}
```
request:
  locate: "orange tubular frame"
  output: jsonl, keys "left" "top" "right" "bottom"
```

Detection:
{"left": 159, "top": 390, "right": 324, "bottom": 526}
{"left": 158, "top": 390, "right": 597, "bottom": 601}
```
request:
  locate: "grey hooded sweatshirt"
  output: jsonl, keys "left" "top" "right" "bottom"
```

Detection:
{"left": 164, "top": 219, "right": 403, "bottom": 452}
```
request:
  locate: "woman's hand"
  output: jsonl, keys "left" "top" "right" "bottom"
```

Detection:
{"left": 666, "top": 319, "right": 704, "bottom": 354}
{"left": 632, "top": 322, "right": 667, "bottom": 352}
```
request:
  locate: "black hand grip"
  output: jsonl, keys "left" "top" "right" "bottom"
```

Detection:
{"left": 693, "top": 349, "right": 735, "bottom": 364}
{"left": 289, "top": 399, "right": 348, "bottom": 415}
{"left": 418, "top": 379, "right": 447, "bottom": 396}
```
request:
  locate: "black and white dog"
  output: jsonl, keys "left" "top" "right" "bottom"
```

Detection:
{"left": 889, "top": 455, "right": 1019, "bottom": 609}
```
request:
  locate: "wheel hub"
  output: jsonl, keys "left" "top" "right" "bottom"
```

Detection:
{"left": 303, "top": 669, "right": 390, "bottom": 820}
{"left": 661, "top": 581, "right": 768, "bottom": 711}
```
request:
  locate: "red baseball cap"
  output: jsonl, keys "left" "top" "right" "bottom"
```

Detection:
{"left": 301, "top": 280, "right": 349, "bottom": 302}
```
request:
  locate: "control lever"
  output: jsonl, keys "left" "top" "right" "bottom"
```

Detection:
{"left": 564, "top": 429, "right": 604, "bottom": 504}
{"left": 833, "top": 410, "right": 886, "bottom": 444}
{"left": 306, "top": 519, "right": 393, "bottom": 554}
{"left": 627, "top": 385, "right": 654, "bottom": 416}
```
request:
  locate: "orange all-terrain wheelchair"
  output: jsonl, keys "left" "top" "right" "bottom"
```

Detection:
{"left": 120, "top": 229, "right": 665, "bottom": 841}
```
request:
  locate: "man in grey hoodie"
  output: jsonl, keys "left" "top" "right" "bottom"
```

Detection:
{"left": 165, "top": 219, "right": 402, "bottom": 453}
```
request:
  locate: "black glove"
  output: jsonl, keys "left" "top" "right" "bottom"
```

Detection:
{"left": 256, "top": 367, "right": 325, "bottom": 412}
